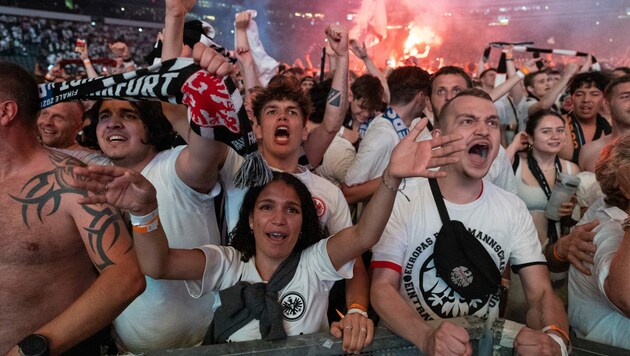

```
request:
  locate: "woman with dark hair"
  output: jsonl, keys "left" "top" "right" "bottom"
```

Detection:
{"left": 509, "top": 109, "right": 581, "bottom": 245}
{"left": 505, "top": 109, "right": 581, "bottom": 322}
{"left": 72, "top": 120, "right": 465, "bottom": 351}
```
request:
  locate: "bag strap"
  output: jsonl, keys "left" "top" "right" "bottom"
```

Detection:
{"left": 428, "top": 178, "right": 451, "bottom": 223}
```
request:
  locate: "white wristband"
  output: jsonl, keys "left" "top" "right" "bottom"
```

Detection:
{"left": 336, "top": 126, "right": 345, "bottom": 137}
{"left": 130, "top": 207, "right": 159, "bottom": 226}
{"left": 515, "top": 70, "right": 525, "bottom": 79}
{"left": 546, "top": 333, "right": 568, "bottom": 356}
{"left": 346, "top": 308, "right": 368, "bottom": 318}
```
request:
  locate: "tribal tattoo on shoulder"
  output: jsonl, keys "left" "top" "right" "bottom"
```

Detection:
{"left": 11, "top": 150, "right": 129, "bottom": 270}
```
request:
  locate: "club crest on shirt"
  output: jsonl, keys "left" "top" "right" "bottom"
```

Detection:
{"left": 401, "top": 229, "right": 505, "bottom": 320}
{"left": 281, "top": 292, "right": 306, "bottom": 321}
{"left": 312, "top": 197, "right": 326, "bottom": 218}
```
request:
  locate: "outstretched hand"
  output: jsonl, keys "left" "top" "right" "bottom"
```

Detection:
{"left": 387, "top": 118, "right": 465, "bottom": 180}
{"left": 349, "top": 39, "right": 368, "bottom": 60}
{"left": 72, "top": 165, "right": 158, "bottom": 216}
{"left": 556, "top": 219, "right": 599, "bottom": 275}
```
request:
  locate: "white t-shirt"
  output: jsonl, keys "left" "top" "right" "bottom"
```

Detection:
{"left": 114, "top": 146, "right": 222, "bottom": 352}
{"left": 372, "top": 178, "right": 544, "bottom": 323}
{"left": 185, "top": 238, "right": 354, "bottom": 342}
{"left": 486, "top": 146, "right": 518, "bottom": 195}
{"left": 517, "top": 97, "right": 539, "bottom": 132}
{"left": 344, "top": 112, "right": 409, "bottom": 186}
{"left": 316, "top": 134, "right": 356, "bottom": 187}
{"left": 495, "top": 96, "right": 518, "bottom": 144}
{"left": 568, "top": 204, "right": 629, "bottom": 348}
{"left": 220, "top": 148, "right": 352, "bottom": 235}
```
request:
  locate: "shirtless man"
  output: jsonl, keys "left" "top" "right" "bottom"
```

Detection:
{"left": 578, "top": 75, "right": 630, "bottom": 172}
{"left": 0, "top": 61, "right": 145, "bottom": 355}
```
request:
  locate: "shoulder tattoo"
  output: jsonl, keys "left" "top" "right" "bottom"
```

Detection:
{"left": 11, "top": 150, "right": 129, "bottom": 270}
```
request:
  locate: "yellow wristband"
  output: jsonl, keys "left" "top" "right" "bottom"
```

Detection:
{"left": 519, "top": 66, "right": 530, "bottom": 75}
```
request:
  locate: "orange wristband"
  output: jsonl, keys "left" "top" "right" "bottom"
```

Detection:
{"left": 519, "top": 66, "right": 530, "bottom": 75}
{"left": 553, "top": 243, "right": 568, "bottom": 263}
{"left": 542, "top": 324, "right": 572, "bottom": 352}
{"left": 132, "top": 215, "right": 160, "bottom": 234}
{"left": 348, "top": 303, "right": 367, "bottom": 313}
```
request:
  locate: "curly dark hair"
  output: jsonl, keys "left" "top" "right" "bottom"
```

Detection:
{"left": 252, "top": 78, "right": 313, "bottom": 125}
{"left": 84, "top": 100, "right": 175, "bottom": 152}
{"left": 230, "top": 172, "right": 326, "bottom": 262}
{"left": 568, "top": 71, "right": 612, "bottom": 95}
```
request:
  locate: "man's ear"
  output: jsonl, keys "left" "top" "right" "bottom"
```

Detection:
{"left": 253, "top": 120, "right": 262, "bottom": 140}
{"left": 0, "top": 100, "right": 18, "bottom": 126}
{"left": 526, "top": 85, "right": 534, "bottom": 96}
{"left": 432, "top": 127, "right": 442, "bottom": 139}
{"left": 603, "top": 99, "right": 611, "bottom": 115}
{"left": 301, "top": 124, "right": 309, "bottom": 142}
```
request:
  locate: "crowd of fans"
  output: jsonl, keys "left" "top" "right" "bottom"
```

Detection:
{"left": 2, "top": 1, "right": 630, "bottom": 356}
{"left": 0, "top": 14, "right": 158, "bottom": 69}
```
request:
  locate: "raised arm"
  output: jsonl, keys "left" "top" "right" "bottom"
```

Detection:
{"left": 302, "top": 25, "right": 349, "bottom": 167}
{"left": 528, "top": 62, "right": 578, "bottom": 116}
{"left": 234, "top": 11, "right": 261, "bottom": 91}
{"left": 350, "top": 39, "right": 390, "bottom": 103}
{"left": 162, "top": 0, "right": 196, "bottom": 61}
{"left": 109, "top": 42, "right": 136, "bottom": 72}
{"left": 489, "top": 58, "right": 541, "bottom": 102}
{"left": 327, "top": 120, "right": 465, "bottom": 268}
{"left": 77, "top": 41, "right": 99, "bottom": 78}
{"left": 163, "top": 43, "right": 233, "bottom": 192}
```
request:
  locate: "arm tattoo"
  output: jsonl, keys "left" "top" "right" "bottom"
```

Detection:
{"left": 327, "top": 88, "right": 342, "bottom": 107}
{"left": 11, "top": 150, "right": 129, "bottom": 270}
{"left": 538, "top": 303, "right": 545, "bottom": 328}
